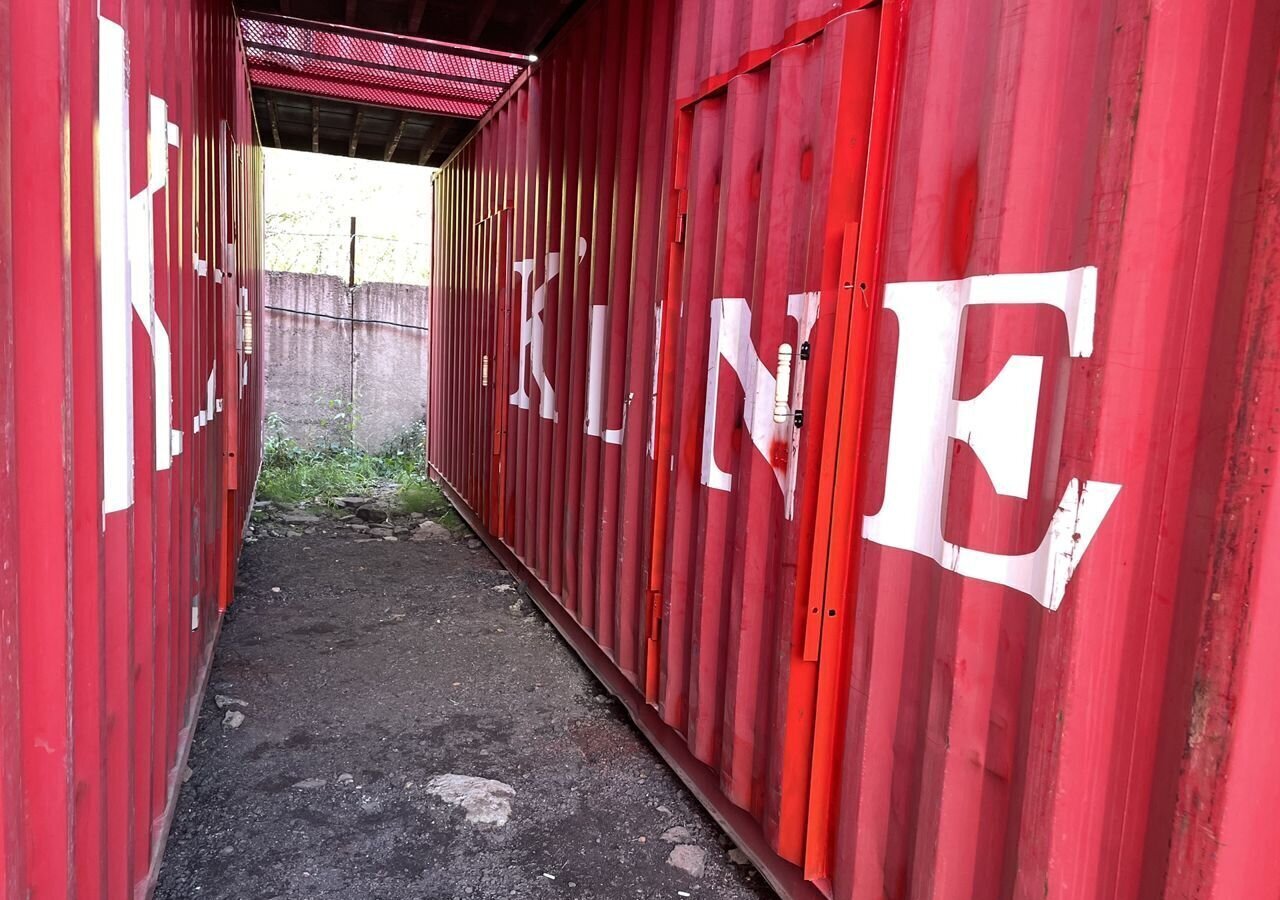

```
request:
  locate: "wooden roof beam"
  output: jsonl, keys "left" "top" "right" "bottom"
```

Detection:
{"left": 468, "top": 0, "right": 499, "bottom": 42}
{"left": 525, "top": 0, "right": 574, "bottom": 53}
{"left": 348, "top": 108, "right": 364, "bottom": 157}
{"left": 417, "top": 120, "right": 450, "bottom": 166}
{"left": 266, "top": 96, "right": 282, "bottom": 149}
{"left": 407, "top": 0, "right": 427, "bottom": 34}
{"left": 384, "top": 113, "right": 408, "bottom": 162}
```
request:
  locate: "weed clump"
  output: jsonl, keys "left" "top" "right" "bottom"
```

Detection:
{"left": 258, "top": 416, "right": 452, "bottom": 523}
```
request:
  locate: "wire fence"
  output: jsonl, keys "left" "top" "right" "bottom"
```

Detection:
{"left": 266, "top": 227, "right": 431, "bottom": 286}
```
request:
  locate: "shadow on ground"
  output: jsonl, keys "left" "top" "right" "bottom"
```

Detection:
{"left": 156, "top": 512, "right": 775, "bottom": 900}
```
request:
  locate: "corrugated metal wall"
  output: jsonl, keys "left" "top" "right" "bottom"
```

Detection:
{"left": 430, "top": 0, "right": 677, "bottom": 700}
{"left": 432, "top": 0, "right": 1280, "bottom": 898}
{"left": 431, "top": 1, "right": 891, "bottom": 893}
{"left": 0, "top": 0, "right": 264, "bottom": 896}
{"left": 831, "top": 0, "right": 1280, "bottom": 897}
{"left": 655, "top": 3, "right": 880, "bottom": 868}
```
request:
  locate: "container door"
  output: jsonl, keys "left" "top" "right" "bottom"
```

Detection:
{"left": 482, "top": 208, "right": 514, "bottom": 534}
{"left": 646, "top": 9, "right": 880, "bottom": 866}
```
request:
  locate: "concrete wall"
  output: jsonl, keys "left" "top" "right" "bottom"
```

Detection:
{"left": 352, "top": 281, "right": 431, "bottom": 451}
{"left": 263, "top": 271, "right": 428, "bottom": 450}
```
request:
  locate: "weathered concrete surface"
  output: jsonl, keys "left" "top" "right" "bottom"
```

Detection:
{"left": 155, "top": 517, "right": 774, "bottom": 900}
{"left": 352, "top": 281, "right": 429, "bottom": 450}
{"left": 263, "top": 272, "right": 352, "bottom": 448}
{"left": 264, "top": 272, "right": 428, "bottom": 450}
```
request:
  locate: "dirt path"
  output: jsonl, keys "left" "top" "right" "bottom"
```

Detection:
{"left": 156, "top": 509, "right": 775, "bottom": 900}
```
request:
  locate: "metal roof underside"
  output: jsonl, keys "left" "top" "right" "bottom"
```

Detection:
{"left": 238, "top": 0, "right": 580, "bottom": 165}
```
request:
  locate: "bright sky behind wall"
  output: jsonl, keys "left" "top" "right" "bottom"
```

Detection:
{"left": 263, "top": 148, "right": 433, "bottom": 286}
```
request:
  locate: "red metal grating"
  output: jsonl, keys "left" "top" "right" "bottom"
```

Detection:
{"left": 240, "top": 11, "right": 529, "bottom": 118}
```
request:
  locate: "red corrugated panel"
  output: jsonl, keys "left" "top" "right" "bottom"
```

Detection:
{"left": 0, "top": 0, "right": 21, "bottom": 891}
{"left": 431, "top": 0, "right": 881, "bottom": 894}
{"left": 0, "top": 0, "right": 264, "bottom": 895}
{"left": 432, "top": 0, "right": 1280, "bottom": 898}
{"left": 432, "top": 0, "right": 681, "bottom": 689}
{"left": 826, "top": 1, "right": 1280, "bottom": 898}
{"left": 653, "top": 6, "right": 880, "bottom": 867}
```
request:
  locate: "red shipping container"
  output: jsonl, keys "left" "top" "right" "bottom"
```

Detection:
{"left": 431, "top": 0, "right": 1280, "bottom": 897}
{"left": 0, "top": 0, "right": 264, "bottom": 895}
{"left": 2, "top": 0, "right": 1277, "bottom": 896}
{"left": 829, "top": 0, "right": 1280, "bottom": 897}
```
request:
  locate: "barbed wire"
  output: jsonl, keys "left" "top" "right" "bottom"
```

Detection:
{"left": 265, "top": 228, "right": 430, "bottom": 285}
{"left": 267, "top": 229, "right": 431, "bottom": 246}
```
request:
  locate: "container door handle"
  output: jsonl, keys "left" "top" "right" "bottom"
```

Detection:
{"left": 773, "top": 343, "right": 793, "bottom": 424}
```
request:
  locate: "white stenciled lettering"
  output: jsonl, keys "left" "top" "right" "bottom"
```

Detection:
{"left": 509, "top": 237, "right": 587, "bottom": 420}
{"left": 584, "top": 305, "right": 624, "bottom": 444}
{"left": 100, "top": 16, "right": 180, "bottom": 519}
{"left": 862, "top": 267, "right": 1120, "bottom": 611}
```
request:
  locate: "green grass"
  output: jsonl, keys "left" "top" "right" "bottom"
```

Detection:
{"left": 397, "top": 481, "right": 446, "bottom": 515}
{"left": 257, "top": 417, "right": 458, "bottom": 526}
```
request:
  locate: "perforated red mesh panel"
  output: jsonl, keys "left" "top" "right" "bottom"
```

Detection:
{"left": 240, "top": 11, "right": 528, "bottom": 117}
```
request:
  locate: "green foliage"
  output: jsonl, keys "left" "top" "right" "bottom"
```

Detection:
{"left": 258, "top": 416, "right": 449, "bottom": 522}
{"left": 397, "top": 481, "right": 445, "bottom": 516}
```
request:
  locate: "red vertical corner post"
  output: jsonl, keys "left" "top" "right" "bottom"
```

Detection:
{"left": 801, "top": 0, "right": 908, "bottom": 882}
{"left": 644, "top": 108, "right": 692, "bottom": 706}
{"left": 219, "top": 88, "right": 242, "bottom": 613}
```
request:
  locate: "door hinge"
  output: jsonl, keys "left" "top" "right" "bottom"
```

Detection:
{"left": 674, "top": 213, "right": 687, "bottom": 244}
{"left": 799, "top": 340, "right": 811, "bottom": 361}
{"left": 793, "top": 409, "right": 805, "bottom": 428}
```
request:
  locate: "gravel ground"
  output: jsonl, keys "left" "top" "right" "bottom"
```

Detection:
{"left": 156, "top": 507, "right": 775, "bottom": 900}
